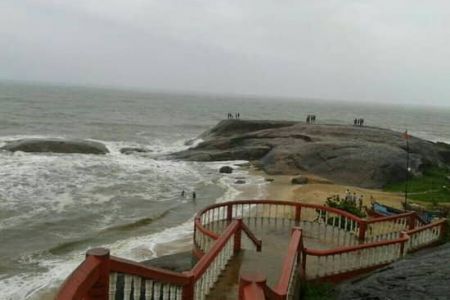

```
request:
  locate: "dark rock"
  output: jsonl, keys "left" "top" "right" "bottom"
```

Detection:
{"left": 141, "top": 251, "right": 197, "bottom": 272}
{"left": 235, "top": 180, "right": 246, "bottom": 184}
{"left": 336, "top": 243, "right": 450, "bottom": 300}
{"left": 171, "top": 120, "right": 449, "bottom": 188}
{"left": 120, "top": 147, "right": 152, "bottom": 155}
{"left": 1, "top": 138, "right": 109, "bottom": 154}
{"left": 219, "top": 166, "right": 233, "bottom": 173}
{"left": 265, "top": 178, "right": 275, "bottom": 182}
{"left": 291, "top": 176, "right": 308, "bottom": 184}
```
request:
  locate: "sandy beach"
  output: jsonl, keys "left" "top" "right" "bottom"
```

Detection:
{"left": 246, "top": 168, "right": 406, "bottom": 210}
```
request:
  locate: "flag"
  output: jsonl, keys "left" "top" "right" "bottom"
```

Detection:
{"left": 402, "top": 130, "right": 410, "bottom": 140}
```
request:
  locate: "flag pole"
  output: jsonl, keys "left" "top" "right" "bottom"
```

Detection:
{"left": 404, "top": 130, "right": 410, "bottom": 208}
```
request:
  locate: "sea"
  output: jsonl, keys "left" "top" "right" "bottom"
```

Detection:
{"left": 0, "top": 81, "right": 449, "bottom": 299}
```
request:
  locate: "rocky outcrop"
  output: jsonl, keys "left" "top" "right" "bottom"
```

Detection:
{"left": 336, "top": 243, "right": 450, "bottom": 299}
{"left": 171, "top": 120, "right": 450, "bottom": 188}
{"left": 1, "top": 139, "right": 109, "bottom": 154}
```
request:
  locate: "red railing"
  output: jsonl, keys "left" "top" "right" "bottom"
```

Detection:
{"left": 272, "top": 228, "right": 303, "bottom": 298}
{"left": 57, "top": 200, "right": 447, "bottom": 300}
{"left": 57, "top": 219, "right": 261, "bottom": 300}
{"left": 406, "top": 219, "right": 446, "bottom": 252}
{"left": 193, "top": 200, "right": 424, "bottom": 253}
{"left": 302, "top": 232, "right": 409, "bottom": 281}
{"left": 56, "top": 248, "right": 110, "bottom": 300}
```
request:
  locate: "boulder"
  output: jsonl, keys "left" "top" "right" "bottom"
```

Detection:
{"left": 219, "top": 166, "right": 233, "bottom": 174}
{"left": 235, "top": 180, "right": 246, "bottom": 184}
{"left": 291, "top": 176, "right": 308, "bottom": 184}
{"left": 1, "top": 139, "right": 109, "bottom": 154}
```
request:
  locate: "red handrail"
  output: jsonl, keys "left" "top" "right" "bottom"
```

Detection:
{"left": 239, "top": 273, "right": 268, "bottom": 300}
{"left": 189, "top": 219, "right": 241, "bottom": 279}
{"left": 406, "top": 219, "right": 446, "bottom": 235}
{"left": 304, "top": 234, "right": 409, "bottom": 257}
{"left": 194, "top": 218, "right": 220, "bottom": 240}
{"left": 273, "top": 228, "right": 302, "bottom": 297}
{"left": 241, "top": 221, "right": 262, "bottom": 251}
{"left": 110, "top": 256, "right": 190, "bottom": 285}
{"left": 194, "top": 200, "right": 424, "bottom": 244}
{"left": 365, "top": 211, "right": 415, "bottom": 224}
{"left": 56, "top": 250, "right": 105, "bottom": 300}
{"left": 195, "top": 200, "right": 365, "bottom": 224}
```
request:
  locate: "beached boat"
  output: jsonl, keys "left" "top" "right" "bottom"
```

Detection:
{"left": 367, "top": 201, "right": 447, "bottom": 224}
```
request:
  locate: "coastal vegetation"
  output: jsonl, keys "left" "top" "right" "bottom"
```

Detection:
{"left": 325, "top": 195, "right": 366, "bottom": 218}
{"left": 384, "top": 167, "right": 450, "bottom": 204}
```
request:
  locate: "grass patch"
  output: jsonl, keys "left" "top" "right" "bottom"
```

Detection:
{"left": 384, "top": 167, "right": 450, "bottom": 203}
{"left": 301, "top": 282, "right": 336, "bottom": 300}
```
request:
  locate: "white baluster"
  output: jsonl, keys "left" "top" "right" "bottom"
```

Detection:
{"left": 169, "top": 285, "right": 176, "bottom": 300}
{"left": 109, "top": 272, "right": 117, "bottom": 300}
{"left": 176, "top": 286, "right": 182, "bottom": 300}
{"left": 124, "top": 275, "right": 132, "bottom": 300}
{"left": 145, "top": 280, "right": 153, "bottom": 300}
{"left": 133, "top": 276, "right": 142, "bottom": 300}
{"left": 162, "top": 284, "right": 170, "bottom": 300}
{"left": 154, "top": 282, "right": 161, "bottom": 300}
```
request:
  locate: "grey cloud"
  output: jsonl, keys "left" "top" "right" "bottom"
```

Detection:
{"left": 0, "top": 0, "right": 449, "bottom": 106}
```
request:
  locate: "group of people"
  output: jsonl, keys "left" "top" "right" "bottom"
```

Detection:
{"left": 353, "top": 118, "right": 365, "bottom": 126}
{"left": 181, "top": 190, "right": 196, "bottom": 199}
{"left": 345, "top": 189, "right": 364, "bottom": 210}
{"left": 227, "top": 112, "right": 240, "bottom": 119}
{"left": 306, "top": 114, "right": 317, "bottom": 123}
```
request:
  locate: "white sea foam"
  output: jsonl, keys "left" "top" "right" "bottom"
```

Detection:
{"left": 0, "top": 136, "right": 268, "bottom": 300}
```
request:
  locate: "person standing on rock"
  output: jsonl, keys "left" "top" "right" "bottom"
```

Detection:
{"left": 345, "top": 189, "right": 351, "bottom": 201}
{"left": 181, "top": 190, "right": 185, "bottom": 197}
{"left": 192, "top": 191, "right": 196, "bottom": 199}
{"left": 358, "top": 195, "right": 364, "bottom": 210}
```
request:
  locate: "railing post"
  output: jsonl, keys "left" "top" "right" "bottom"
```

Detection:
{"left": 234, "top": 218, "right": 242, "bottom": 254}
{"left": 358, "top": 222, "right": 367, "bottom": 241}
{"left": 440, "top": 221, "right": 448, "bottom": 241}
{"left": 301, "top": 251, "right": 307, "bottom": 280}
{"left": 399, "top": 231, "right": 408, "bottom": 256}
{"left": 239, "top": 272, "right": 267, "bottom": 300}
{"left": 408, "top": 214, "right": 416, "bottom": 230}
{"left": 181, "top": 274, "right": 195, "bottom": 300}
{"left": 295, "top": 205, "right": 301, "bottom": 225}
{"left": 227, "top": 204, "right": 233, "bottom": 223}
{"left": 85, "top": 248, "right": 110, "bottom": 300}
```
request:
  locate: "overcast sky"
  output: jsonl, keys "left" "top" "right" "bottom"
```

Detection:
{"left": 1, "top": 1, "right": 449, "bottom": 105}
